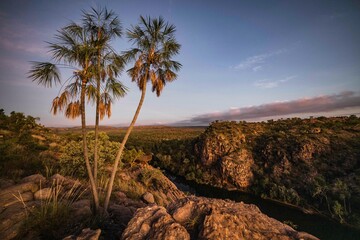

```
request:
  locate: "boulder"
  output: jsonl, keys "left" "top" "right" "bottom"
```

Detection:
{"left": 0, "top": 182, "right": 38, "bottom": 208}
{"left": 21, "top": 174, "right": 46, "bottom": 184}
{"left": 0, "top": 182, "right": 39, "bottom": 197}
{"left": 121, "top": 205, "right": 190, "bottom": 240}
{"left": 50, "top": 173, "right": 66, "bottom": 183}
{"left": 34, "top": 188, "right": 52, "bottom": 200}
{"left": 142, "top": 192, "right": 155, "bottom": 204}
{"left": 1, "top": 191, "right": 33, "bottom": 208}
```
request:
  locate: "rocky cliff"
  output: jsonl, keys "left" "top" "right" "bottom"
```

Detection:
{"left": 154, "top": 116, "right": 360, "bottom": 226}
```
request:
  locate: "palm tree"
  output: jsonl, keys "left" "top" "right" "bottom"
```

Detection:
{"left": 28, "top": 20, "right": 101, "bottom": 212}
{"left": 82, "top": 7, "right": 125, "bottom": 183}
{"left": 103, "top": 16, "right": 181, "bottom": 211}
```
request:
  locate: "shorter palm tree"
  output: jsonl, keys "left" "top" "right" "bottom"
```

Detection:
{"left": 29, "top": 20, "right": 101, "bottom": 212}
{"left": 83, "top": 7, "right": 124, "bottom": 183}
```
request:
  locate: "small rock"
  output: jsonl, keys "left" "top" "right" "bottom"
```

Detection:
{"left": 142, "top": 192, "right": 155, "bottom": 204}
{"left": 34, "top": 188, "right": 52, "bottom": 200}
{"left": 51, "top": 173, "right": 66, "bottom": 183}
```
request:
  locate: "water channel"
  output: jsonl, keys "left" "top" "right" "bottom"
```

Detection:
{"left": 166, "top": 173, "right": 360, "bottom": 240}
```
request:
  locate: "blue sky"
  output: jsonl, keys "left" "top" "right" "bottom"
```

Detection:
{"left": 0, "top": 0, "right": 359, "bottom": 126}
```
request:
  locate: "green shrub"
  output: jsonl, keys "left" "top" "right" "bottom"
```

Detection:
{"left": 58, "top": 132, "right": 119, "bottom": 178}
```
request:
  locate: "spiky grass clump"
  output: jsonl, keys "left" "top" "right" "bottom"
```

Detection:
{"left": 17, "top": 179, "right": 86, "bottom": 239}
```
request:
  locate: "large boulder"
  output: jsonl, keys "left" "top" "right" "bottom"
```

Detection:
{"left": 122, "top": 205, "right": 190, "bottom": 240}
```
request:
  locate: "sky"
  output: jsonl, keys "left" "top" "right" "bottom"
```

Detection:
{"left": 0, "top": 0, "right": 359, "bottom": 127}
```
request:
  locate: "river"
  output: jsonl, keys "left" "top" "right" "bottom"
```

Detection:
{"left": 166, "top": 173, "right": 360, "bottom": 240}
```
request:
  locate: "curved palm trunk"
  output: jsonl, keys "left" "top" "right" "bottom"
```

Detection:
{"left": 81, "top": 80, "right": 100, "bottom": 213}
{"left": 103, "top": 81, "right": 147, "bottom": 211}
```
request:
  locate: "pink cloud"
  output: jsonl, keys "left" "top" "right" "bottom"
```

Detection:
{"left": 180, "top": 91, "right": 360, "bottom": 125}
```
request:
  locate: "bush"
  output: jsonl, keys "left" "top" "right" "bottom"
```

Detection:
{"left": 58, "top": 132, "right": 119, "bottom": 178}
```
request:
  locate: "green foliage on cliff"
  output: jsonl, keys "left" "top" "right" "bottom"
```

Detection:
{"left": 152, "top": 116, "right": 360, "bottom": 227}
{"left": 58, "top": 132, "right": 119, "bottom": 178}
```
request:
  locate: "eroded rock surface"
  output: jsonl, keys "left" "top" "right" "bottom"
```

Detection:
{"left": 122, "top": 196, "right": 319, "bottom": 240}
{"left": 122, "top": 205, "right": 190, "bottom": 240}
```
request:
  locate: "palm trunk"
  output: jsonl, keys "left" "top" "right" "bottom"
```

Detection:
{"left": 103, "top": 81, "right": 147, "bottom": 211}
{"left": 81, "top": 80, "right": 100, "bottom": 213}
{"left": 93, "top": 74, "right": 100, "bottom": 183}
{"left": 93, "top": 36, "right": 102, "bottom": 184}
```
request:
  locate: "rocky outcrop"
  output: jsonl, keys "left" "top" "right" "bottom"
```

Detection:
{"left": 194, "top": 122, "right": 255, "bottom": 189}
{"left": 122, "top": 196, "right": 319, "bottom": 240}
{"left": 117, "top": 165, "right": 185, "bottom": 206}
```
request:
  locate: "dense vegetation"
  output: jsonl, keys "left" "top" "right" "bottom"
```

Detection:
{"left": 0, "top": 109, "right": 58, "bottom": 178}
{"left": 152, "top": 116, "right": 360, "bottom": 227}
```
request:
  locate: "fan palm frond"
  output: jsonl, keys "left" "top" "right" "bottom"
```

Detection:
{"left": 28, "top": 62, "right": 61, "bottom": 87}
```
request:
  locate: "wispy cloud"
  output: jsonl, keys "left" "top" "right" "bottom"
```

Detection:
{"left": 252, "top": 66, "right": 263, "bottom": 72}
{"left": 179, "top": 91, "right": 360, "bottom": 125}
{"left": 0, "top": 12, "right": 47, "bottom": 56}
{"left": 232, "top": 48, "right": 287, "bottom": 71}
{"left": 254, "top": 75, "right": 296, "bottom": 89}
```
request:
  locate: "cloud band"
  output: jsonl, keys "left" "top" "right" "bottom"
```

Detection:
{"left": 180, "top": 91, "right": 360, "bottom": 125}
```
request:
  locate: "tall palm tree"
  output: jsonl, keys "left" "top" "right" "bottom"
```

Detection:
{"left": 28, "top": 21, "right": 101, "bottom": 212}
{"left": 103, "top": 16, "right": 181, "bottom": 211}
{"left": 82, "top": 7, "right": 125, "bottom": 183}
